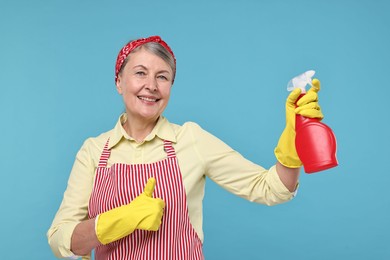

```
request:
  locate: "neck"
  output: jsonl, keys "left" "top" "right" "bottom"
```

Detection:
{"left": 123, "top": 115, "right": 159, "bottom": 143}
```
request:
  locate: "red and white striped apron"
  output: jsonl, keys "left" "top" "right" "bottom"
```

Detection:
{"left": 88, "top": 139, "right": 204, "bottom": 260}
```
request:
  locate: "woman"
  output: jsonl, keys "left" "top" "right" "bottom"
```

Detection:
{"left": 47, "top": 35, "right": 323, "bottom": 259}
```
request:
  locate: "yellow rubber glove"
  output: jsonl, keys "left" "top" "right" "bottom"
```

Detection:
{"left": 96, "top": 177, "right": 165, "bottom": 245}
{"left": 295, "top": 79, "right": 324, "bottom": 119}
{"left": 274, "top": 79, "right": 324, "bottom": 168}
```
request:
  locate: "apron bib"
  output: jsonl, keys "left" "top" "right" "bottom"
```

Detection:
{"left": 88, "top": 139, "right": 203, "bottom": 260}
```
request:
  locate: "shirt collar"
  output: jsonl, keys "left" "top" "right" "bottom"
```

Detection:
{"left": 108, "top": 113, "right": 177, "bottom": 149}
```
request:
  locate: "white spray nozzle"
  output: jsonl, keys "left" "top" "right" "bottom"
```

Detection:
{"left": 287, "top": 70, "right": 315, "bottom": 93}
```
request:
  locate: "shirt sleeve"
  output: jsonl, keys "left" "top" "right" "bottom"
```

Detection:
{"left": 189, "top": 123, "right": 295, "bottom": 205}
{"left": 47, "top": 139, "right": 96, "bottom": 258}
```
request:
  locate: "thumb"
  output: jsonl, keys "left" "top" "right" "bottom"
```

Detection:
{"left": 143, "top": 177, "right": 156, "bottom": 198}
{"left": 287, "top": 88, "right": 302, "bottom": 106}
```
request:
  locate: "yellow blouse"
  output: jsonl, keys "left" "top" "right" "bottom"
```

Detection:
{"left": 47, "top": 114, "right": 295, "bottom": 258}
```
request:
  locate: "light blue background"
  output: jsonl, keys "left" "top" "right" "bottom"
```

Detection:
{"left": 1, "top": 0, "right": 389, "bottom": 259}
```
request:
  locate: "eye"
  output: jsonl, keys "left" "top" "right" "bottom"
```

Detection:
{"left": 135, "top": 71, "right": 146, "bottom": 76}
{"left": 157, "top": 75, "right": 168, "bottom": 81}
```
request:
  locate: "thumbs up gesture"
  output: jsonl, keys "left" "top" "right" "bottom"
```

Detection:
{"left": 130, "top": 178, "right": 166, "bottom": 231}
{"left": 96, "top": 178, "right": 165, "bottom": 245}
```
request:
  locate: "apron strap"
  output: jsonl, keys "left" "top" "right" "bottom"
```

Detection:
{"left": 98, "top": 138, "right": 111, "bottom": 168}
{"left": 163, "top": 140, "right": 176, "bottom": 158}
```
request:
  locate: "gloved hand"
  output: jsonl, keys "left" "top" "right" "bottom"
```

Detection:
{"left": 96, "top": 177, "right": 165, "bottom": 245}
{"left": 274, "top": 79, "right": 324, "bottom": 168}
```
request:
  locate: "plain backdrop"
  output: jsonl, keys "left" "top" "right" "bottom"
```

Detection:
{"left": 1, "top": 0, "right": 389, "bottom": 259}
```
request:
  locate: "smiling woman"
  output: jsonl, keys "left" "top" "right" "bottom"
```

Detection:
{"left": 115, "top": 38, "right": 177, "bottom": 142}
{"left": 116, "top": 48, "right": 174, "bottom": 142}
{"left": 47, "top": 35, "right": 324, "bottom": 260}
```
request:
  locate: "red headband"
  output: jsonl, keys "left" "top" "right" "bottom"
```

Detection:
{"left": 115, "top": 35, "right": 176, "bottom": 83}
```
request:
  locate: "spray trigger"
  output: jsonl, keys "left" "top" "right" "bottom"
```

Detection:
{"left": 287, "top": 70, "right": 316, "bottom": 93}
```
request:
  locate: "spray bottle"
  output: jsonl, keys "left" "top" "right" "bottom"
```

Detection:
{"left": 287, "top": 70, "right": 338, "bottom": 173}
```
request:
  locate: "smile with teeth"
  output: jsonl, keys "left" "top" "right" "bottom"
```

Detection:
{"left": 138, "top": 96, "right": 159, "bottom": 102}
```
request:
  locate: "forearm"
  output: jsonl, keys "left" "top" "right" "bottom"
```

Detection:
{"left": 71, "top": 218, "right": 100, "bottom": 256}
{"left": 275, "top": 161, "right": 300, "bottom": 192}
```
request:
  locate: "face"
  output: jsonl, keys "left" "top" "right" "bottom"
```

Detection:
{"left": 116, "top": 48, "right": 173, "bottom": 124}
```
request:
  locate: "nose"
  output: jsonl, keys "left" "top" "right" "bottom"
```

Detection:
{"left": 145, "top": 76, "right": 158, "bottom": 92}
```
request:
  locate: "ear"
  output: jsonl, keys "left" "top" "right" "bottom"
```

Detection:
{"left": 116, "top": 77, "right": 123, "bottom": 95}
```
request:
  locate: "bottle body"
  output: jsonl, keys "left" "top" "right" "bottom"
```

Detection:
{"left": 295, "top": 115, "right": 338, "bottom": 173}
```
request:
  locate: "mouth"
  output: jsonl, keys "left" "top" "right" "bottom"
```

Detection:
{"left": 138, "top": 96, "right": 160, "bottom": 102}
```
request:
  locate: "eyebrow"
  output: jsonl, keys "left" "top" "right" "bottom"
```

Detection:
{"left": 133, "top": 65, "right": 171, "bottom": 74}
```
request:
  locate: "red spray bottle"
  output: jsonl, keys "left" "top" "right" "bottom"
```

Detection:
{"left": 287, "top": 70, "right": 338, "bottom": 173}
